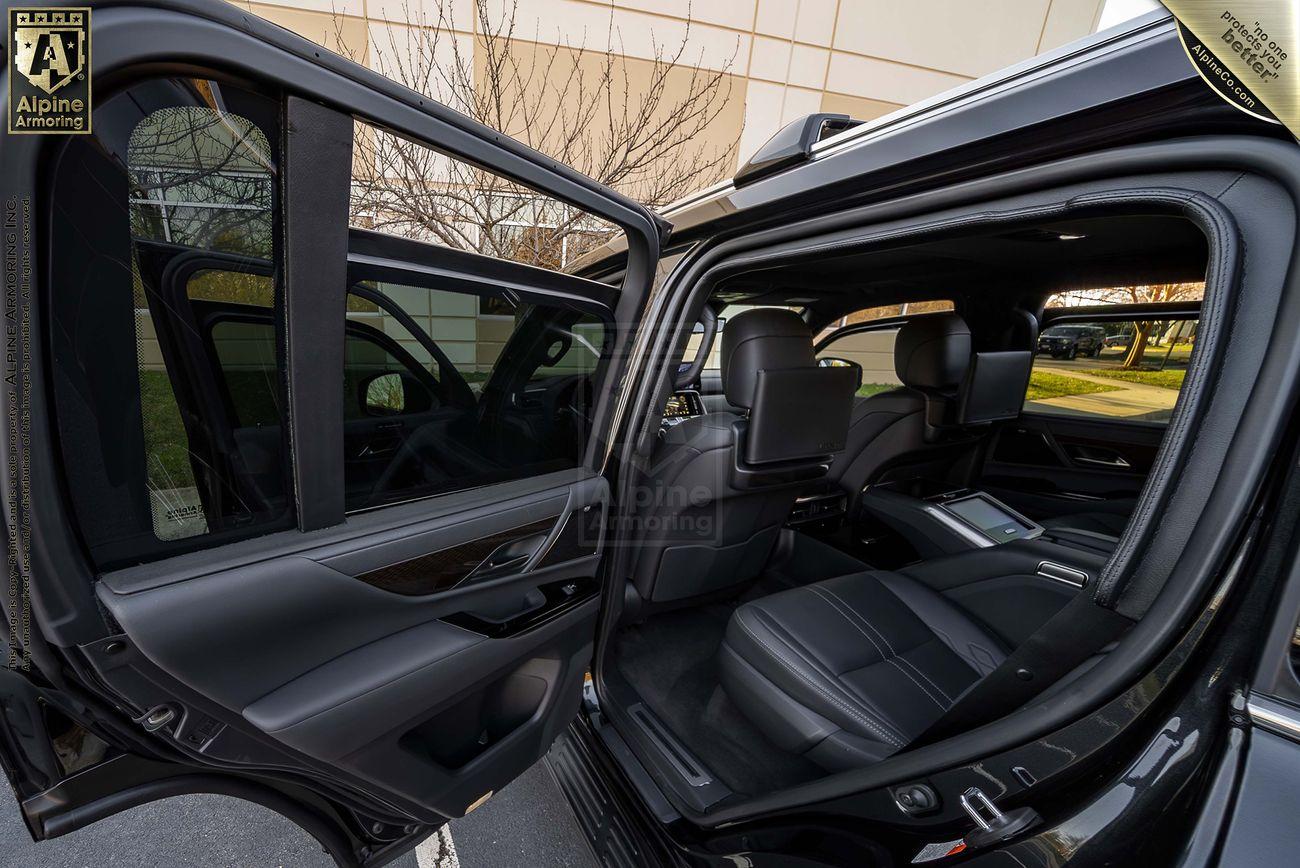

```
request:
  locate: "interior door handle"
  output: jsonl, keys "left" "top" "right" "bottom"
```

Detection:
{"left": 465, "top": 532, "right": 549, "bottom": 583}
{"left": 1066, "top": 445, "right": 1131, "bottom": 469}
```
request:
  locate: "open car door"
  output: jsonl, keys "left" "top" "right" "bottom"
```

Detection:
{"left": 0, "top": 2, "right": 664, "bottom": 864}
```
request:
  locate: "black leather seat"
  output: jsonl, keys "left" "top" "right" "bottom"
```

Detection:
{"left": 826, "top": 313, "right": 974, "bottom": 504}
{"left": 630, "top": 309, "right": 856, "bottom": 608}
{"left": 825, "top": 312, "right": 1131, "bottom": 540}
{"left": 719, "top": 569, "right": 1007, "bottom": 771}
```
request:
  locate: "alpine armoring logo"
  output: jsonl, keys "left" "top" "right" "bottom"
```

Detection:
{"left": 8, "top": 7, "right": 92, "bottom": 134}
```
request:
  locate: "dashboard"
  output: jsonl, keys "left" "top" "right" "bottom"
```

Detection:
{"left": 661, "top": 390, "right": 704, "bottom": 426}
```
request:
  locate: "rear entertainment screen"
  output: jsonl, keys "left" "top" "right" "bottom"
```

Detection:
{"left": 663, "top": 391, "right": 702, "bottom": 419}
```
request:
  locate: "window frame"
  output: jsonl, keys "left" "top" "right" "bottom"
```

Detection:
{"left": 172, "top": 252, "right": 282, "bottom": 438}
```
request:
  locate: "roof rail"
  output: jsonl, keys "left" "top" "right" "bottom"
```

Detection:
{"left": 732, "top": 113, "right": 863, "bottom": 187}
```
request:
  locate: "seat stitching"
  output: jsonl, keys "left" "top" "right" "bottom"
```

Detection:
{"left": 754, "top": 608, "right": 916, "bottom": 733}
{"left": 752, "top": 606, "right": 892, "bottom": 713}
{"left": 894, "top": 648, "right": 955, "bottom": 704}
{"left": 927, "top": 625, "right": 991, "bottom": 677}
{"left": 837, "top": 582, "right": 961, "bottom": 702}
{"left": 803, "top": 588, "right": 942, "bottom": 710}
{"left": 735, "top": 610, "right": 903, "bottom": 747}
{"left": 738, "top": 612, "right": 904, "bottom": 747}
{"left": 814, "top": 585, "right": 952, "bottom": 706}
{"left": 807, "top": 587, "right": 943, "bottom": 708}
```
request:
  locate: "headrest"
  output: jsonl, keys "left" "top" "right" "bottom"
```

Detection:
{"left": 894, "top": 312, "right": 971, "bottom": 392}
{"left": 721, "top": 308, "right": 814, "bottom": 409}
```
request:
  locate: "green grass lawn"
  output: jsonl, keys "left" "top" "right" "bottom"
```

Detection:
{"left": 858, "top": 382, "right": 897, "bottom": 398}
{"left": 1076, "top": 367, "right": 1186, "bottom": 390}
{"left": 138, "top": 370, "right": 196, "bottom": 491}
{"left": 1025, "top": 371, "right": 1122, "bottom": 401}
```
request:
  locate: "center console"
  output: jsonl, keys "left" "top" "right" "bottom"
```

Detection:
{"left": 861, "top": 478, "right": 1043, "bottom": 557}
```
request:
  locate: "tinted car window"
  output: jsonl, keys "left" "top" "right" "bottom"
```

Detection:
{"left": 1026, "top": 318, "right": 1198, "bottom": 424}
{"left": 50, "top": 78, "right": 291, "bottom": 568}
{"left": 340, "top": 281, "right": 609, "bottom": 511}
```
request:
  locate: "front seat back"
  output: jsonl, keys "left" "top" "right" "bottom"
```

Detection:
{"left": 827, "top": 313, "right": 973, "bottom": 502}
{"left": 631, "top": 309, "right": 855, "bottom": 608}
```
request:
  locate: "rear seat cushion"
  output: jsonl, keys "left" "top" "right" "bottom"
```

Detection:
{"left": 719, "top": 570, "right": 1007, "bottom": 772}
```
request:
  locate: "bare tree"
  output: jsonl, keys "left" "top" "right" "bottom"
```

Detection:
{"left": 337, "top": 0, "right": 740, "bottom": 268}
{"left": 128, "top": 104, "right": 276, "bottom": 259}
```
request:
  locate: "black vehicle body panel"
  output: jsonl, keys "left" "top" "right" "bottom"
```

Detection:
{"left": 0, "top": 0, "right": 665, "bottom": 863}
{"left": 574, "top": 12, "right": 1280, "bottom": 280}
{"left": 561, "top": 10, "right": 1300, "bottom": 868}
{"left": 6, "top": 3, "right": 1300, "bottom": 867}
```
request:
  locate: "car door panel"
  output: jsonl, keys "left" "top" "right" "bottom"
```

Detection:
{"left": 93, "top": 476, "right": 606, "bottom": 817}
{"left": 3, "top": 3, "right": 664, "bottom": 846}
{"left": 979, "top": 414, "right": 1163, "bottom": 521}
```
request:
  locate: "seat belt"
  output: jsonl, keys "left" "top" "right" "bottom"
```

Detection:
{"left": 910, "top": 589, "right": 1133, "bottom": 747}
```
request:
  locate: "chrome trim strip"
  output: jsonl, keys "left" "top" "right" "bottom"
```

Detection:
{"left": 922, "top": 505, "right": 995, "bottom": 549}
{"left": 794, "top": 492, "right": 844, "bottom": 505}
{"left": 1247, "top": 695, "right": 1300, "bottom": 743}
{"left": 1036, "top": 561, "right": 1089, "bottom": 588}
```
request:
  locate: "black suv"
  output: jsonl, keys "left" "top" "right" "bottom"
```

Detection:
{"left": 1037, "top": 324, "right": 1106, "bottom": 358}
{"left": 5, "top": 5, "right": 1300, "bottom": 868}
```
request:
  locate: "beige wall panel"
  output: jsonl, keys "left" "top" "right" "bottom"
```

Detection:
{"left": 825, "top": 50, "right": 967, "bottom": 105}
{"left": 443, "top": 342, "right": 477, "bottom": 367}
{"left": 832, "top": 0, "right": 1050, "bottom": 78}
{"left": 1038, "top": 0, "right": 1106, "bottom": 53}
{"left": 779, "top": 86, "right": 823, "bottom": 125}
{"left": 610, "top": 0, "right": 757, "bottom": 31}
{"left": 366, "top": 21, "right": 475, "bottom": 112}
{"left": 367, "top": 0, "right": 474, "bottom": 30}
{"left": 479, "top": 0, "right": 748, "bottom": 72}
{"left": 819, "top": 91, "right": 903, "bottom": 121}
{"left": 749, "top": 35, "right": 793, "bottom": 82}
{"left": 794, "top": 0, "right": 837, "bottom": 46}
{"left": 788, "top": 42, "right": 829, "bottom": 88}
{"left": 245, "top": 4, "right": 363, "bottom": 56}
{"left": 246, "top": 0, "right": 364, "bottom": 18}
{"left": 479, "top": 38, "right": 746, "bottom": 199}
{"left": 738, "top": 79, "right": 786, "bottom": 163}
{"left": 425, "top": 317, "right": 477, "bottom": 342}
{"left": 755, "top": 0, "right": 798, "bottom": 38}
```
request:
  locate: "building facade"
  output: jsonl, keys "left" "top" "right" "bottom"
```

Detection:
{"left": 139, "top": 1, "right": 1121, "bottom": 378}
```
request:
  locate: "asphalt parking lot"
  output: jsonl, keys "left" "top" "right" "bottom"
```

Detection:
{"left": 0, "top": 760, "right": 595, "bottom": 867}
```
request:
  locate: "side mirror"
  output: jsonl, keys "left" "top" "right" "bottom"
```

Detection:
{"left": 359, "top": 371, "right": 433, "bottom": 416}
{"left": 360, "top": 372, "right": 405, "bottom": 416}
{"left": 818, "top": 356, "right": 863, "bottom": 391}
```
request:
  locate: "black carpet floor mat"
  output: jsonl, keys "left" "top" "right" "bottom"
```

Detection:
{"left": 612, "top": 604, "right": 823, "bottom": 797}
